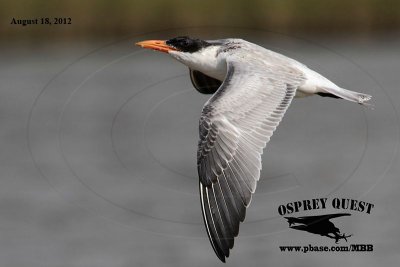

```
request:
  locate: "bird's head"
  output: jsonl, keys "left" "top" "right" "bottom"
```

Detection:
{"left": 136, "top": 36, "right": 226, "bottom": 80}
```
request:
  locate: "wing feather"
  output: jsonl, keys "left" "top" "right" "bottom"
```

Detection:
{"left": 198, "top": 42, "right": 306, "bottom": 261}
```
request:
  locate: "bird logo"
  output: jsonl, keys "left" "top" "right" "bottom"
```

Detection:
{"left": 285, "top": 213, "right": 353, "bottom": 243}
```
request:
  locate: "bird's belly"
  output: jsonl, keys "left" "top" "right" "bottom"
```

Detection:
{"left": 295, "top": 90, "right": 314, "bottom": 98}
{"left": 203, "top": 69, "right": 226, "bottom": 81}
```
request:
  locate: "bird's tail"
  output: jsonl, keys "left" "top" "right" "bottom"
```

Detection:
{"left": 320, "top": 86, "right": 373, "bottom": 107}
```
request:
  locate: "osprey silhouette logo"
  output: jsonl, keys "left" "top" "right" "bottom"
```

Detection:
{"left": 285, "top": 213, "right": 352, "bottom": 243}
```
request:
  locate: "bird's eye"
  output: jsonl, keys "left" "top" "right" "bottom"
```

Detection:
{"left": 166, "top": 36, "right": 210, "bottom": 53}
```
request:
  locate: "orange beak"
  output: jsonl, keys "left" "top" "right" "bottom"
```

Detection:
{"left": 135, "top": 40, "right": 178, "bottom": 53}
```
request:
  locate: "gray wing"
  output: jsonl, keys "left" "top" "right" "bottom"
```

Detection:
{"left": 198, "top": 46, "right": 305, "bottom": 262}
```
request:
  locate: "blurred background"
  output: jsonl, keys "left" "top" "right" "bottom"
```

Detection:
{"left": 1, "top": 0, "right": 400, "bottom": 41}
{"left": 1, "top": 1, "right": 400, "bottom": 267}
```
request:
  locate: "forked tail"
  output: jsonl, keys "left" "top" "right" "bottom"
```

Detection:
{"left": 320, "top": 86, "right": 372, "bottom": 107}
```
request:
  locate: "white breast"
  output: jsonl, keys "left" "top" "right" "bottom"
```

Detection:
{"left": 169, "top": 46, "right": 227, "bottom": 81}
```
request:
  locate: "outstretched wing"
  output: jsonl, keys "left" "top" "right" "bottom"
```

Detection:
{"left": 198, "top": 44, "right": 306, "bottom": 262}
{"left": 290, "top": 213, "right": 352, "bottom": 226}
{"left": 297, "top": 213, "right": 351, "bottom": 220}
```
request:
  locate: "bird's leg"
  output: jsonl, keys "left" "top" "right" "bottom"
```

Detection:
{"left": 324, "top": 233, "right": 337, "bottom": 242}
{"left": 340, "top": 233, "right": 353, "bottom": 242}
{"left": 333, "top": 232, "right": 353, "bottom": 243}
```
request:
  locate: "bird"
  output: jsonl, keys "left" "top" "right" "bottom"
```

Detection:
{"left": 285, "top": 213, "right": 353, "bottom": 243}
{"left": 136, "top": 36, "right": 372, "bottom": 262}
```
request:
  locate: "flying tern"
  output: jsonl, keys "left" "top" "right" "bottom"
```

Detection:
{"left": 136, "top": 36, "right": 372, "bottom": 262}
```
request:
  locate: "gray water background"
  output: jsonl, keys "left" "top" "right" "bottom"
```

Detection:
{"left": 1, "top": 33, "right": 400, "bottom": 266}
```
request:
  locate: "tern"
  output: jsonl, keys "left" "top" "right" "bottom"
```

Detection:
{"left": 136, "top": 36, "right": 372, "bottom": 262}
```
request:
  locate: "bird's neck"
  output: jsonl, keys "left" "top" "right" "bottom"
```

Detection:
{"left": 170, "top": 46, "right": 227, "bottom": 81}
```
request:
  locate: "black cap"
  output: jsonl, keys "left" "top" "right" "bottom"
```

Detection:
{"left": 166, "top": 36, "right": 211, "bottom": 53}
